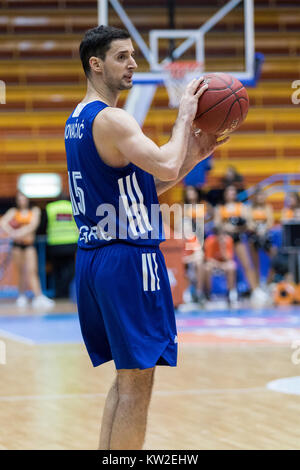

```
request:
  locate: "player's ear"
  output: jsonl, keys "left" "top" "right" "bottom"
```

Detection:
{"left": 89, "top": 56, "right": 103, "bottom": 74}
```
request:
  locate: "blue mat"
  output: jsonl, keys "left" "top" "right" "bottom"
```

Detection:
{"left": 0, "top": 313, "right": 82, "bottom": 344}
{"left": 1, "top": 306, "right": 300, "bottom": 345}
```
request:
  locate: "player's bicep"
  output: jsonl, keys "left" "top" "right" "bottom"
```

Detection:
{"left": 118, "top": 125, "right": 158, "bottom": 168}
{"left": 103, "top": 109, "right": 176, "bottom": 180}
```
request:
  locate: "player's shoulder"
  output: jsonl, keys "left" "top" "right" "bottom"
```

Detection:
{"left": 93, "top": 106, "right": 139, "bottom": 138}
{"left": 95, "top": 106, "right": 132, "bottom": 125}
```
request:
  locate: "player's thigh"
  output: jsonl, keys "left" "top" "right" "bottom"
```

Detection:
{"left": 87, "top": 244, "right": 177, "bottom": 370}
{"left": 95, "top": 244, "right": 174, "bottom": 339}
{"left": 75, "top": 248, "right": 114, "bottom": 365}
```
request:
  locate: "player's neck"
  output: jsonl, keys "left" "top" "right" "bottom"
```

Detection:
{"left": 82, "top": 80, "right": 119, "bottom": 107}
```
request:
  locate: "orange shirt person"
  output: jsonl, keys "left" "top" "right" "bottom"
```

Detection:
{"left": 203, "top": 228, "right": 237, "bottom": 306}
{"left": 0, "top": 190, "right": 55, "bottom": 310}
{"left": 248, "top": 188, "right": 275, "bottom": 285}
{"left": 9, "top": 207, "right": 36, "bottom": 247}
{"left": 204, "top": 231, "right": 234, "bottom": 262}
{"left": 281, "top": 192, "right": 300, "bottom": 222}
{"left": 214, "top": 184, "right": 268, "bottom": 306}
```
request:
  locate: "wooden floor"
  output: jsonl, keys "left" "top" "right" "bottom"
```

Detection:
{"left": 0, "top": 301, "right": 300, "bottom": 450}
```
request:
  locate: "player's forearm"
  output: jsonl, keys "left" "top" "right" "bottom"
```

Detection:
{"left": 156, "top": 131, "right": 227, "bottom": 194}
{"left": 158, "top": 113, "right": 192, "bottom": 180}
{"left": 155, "top": 152, "right": 206, "bottom": 196}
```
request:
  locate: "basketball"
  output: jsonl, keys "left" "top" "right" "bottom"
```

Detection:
{"left": 194, "top": 73, "right": 249, "bottom": 136}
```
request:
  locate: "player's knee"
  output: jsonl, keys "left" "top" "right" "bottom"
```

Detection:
{"left": 117, "top": 384, "right": 153, "bottom": 413}
{"left": 118, "top": 390, "right": 150, "bottom": 408}
{"left": 117, "top": 368, "right": 154, "bottom": 399}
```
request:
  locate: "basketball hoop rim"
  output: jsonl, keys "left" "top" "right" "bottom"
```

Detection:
{"left": 163, "top": 60, "right": 203, "bottom": 78}
{"left": 162, "top": 61, "right": 204, "bottom": 108}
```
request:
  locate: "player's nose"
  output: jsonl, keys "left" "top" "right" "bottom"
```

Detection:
{"left": 129, "top": 56, "right": 137, "bottom": 69}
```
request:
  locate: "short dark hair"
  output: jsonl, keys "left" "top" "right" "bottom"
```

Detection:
{"left": 79, "top": 25, "right": 131, "bottom": 77}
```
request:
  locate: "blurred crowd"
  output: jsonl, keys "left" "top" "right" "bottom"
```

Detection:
{"left": 1, "top": 167, "right": 300, "bottom": 311}
{"left": 180, "top": 166, "right": 300, "bottom": 309}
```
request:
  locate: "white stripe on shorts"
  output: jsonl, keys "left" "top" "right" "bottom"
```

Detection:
{"left": 142, "top": 252, "right": 161, "bottom": 292}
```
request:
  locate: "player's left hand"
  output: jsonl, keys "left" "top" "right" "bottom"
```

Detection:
{"left": 187, "top": 127, "right": 230, "bottom": 162}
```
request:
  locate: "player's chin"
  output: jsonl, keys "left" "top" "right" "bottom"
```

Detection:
{"left": 119, "top": 78, "right": 133, "bottom": 90}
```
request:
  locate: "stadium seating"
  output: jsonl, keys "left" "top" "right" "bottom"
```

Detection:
{"left": 0, "top": 0, "right": 299, "bottom": 213}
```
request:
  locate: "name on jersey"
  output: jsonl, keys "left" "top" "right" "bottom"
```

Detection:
{"left": 65, "top": 119, "right": 85, "bottom": 140}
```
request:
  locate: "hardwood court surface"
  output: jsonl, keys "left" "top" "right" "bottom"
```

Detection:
{"left": 0, "top": 301, "right": 300, "bottom": 450}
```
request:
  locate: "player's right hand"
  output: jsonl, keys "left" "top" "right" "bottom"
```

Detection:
{"left": 178, "top": 77, "right": 208, "bottom": 123}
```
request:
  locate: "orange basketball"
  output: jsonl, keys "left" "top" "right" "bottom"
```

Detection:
{"left": 274, "top": 282, "right": 295, "bottom": 306}
{"left": 194, "top": 73, "right": 249, "bottom": 136}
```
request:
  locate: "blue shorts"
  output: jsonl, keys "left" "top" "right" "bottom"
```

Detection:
{"left": 75, "top": 243, "right": 178, "bottom": 370}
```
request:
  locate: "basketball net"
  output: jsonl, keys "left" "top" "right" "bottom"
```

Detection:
{"left": 163, "top": 61, "right": 204, "bottom": 108}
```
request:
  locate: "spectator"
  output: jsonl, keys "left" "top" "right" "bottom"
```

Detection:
{"left": 267, "top": 191, "right": 300, "bottom": 287}
{"left": 0, "top": 190, "right": 55, "bottom": 309}
{"left": 203, "top": 227, "right": 238, "bottom": 307}
{"left": 181, "top": 216, "right": 204, "bottom": 304}
{"left": 46, "top": 194, "right": 78, "bottom": 299}
{"left": 214, "top": 184, "right": 268, "bottom": 305}
{"left": 221, "top": 165, "right": 244, "bottom": 192}
{"left": 281, "top": 192, "right": 300, "bottom": 221}
{"left": 248, "top": 188, "right": 276, "bottom": 284}
{"left": 183, "top": 185, "right": 214, "bottom": 239}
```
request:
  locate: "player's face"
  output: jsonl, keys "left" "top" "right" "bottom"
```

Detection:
{"left": 102, "top": 39, "right": 137, "bottom": 91}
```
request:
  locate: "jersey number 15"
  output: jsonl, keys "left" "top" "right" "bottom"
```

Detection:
{"left": 68, "top": 171, "right": 86, "bottom": 215}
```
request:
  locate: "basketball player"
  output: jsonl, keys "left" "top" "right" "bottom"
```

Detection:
{"left": 65, "top": 25, "right": 228, "bottom": 450}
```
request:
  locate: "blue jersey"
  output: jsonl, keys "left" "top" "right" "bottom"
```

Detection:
{"left": 64, "top": 100, "right": 165, "bottom": 249}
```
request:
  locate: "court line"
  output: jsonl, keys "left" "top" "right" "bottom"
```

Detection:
{"left": 0, "top": 387, "right": 266, "bottom": 402}
{"left": 0, "top": 328, "right": 34, "bottom": 345}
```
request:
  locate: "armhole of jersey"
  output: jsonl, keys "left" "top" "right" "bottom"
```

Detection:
{"left": 89, "top": 106, "right": 134, "bottom": 176}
